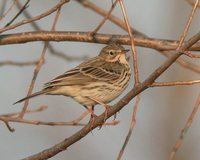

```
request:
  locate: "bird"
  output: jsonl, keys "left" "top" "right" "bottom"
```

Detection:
{"left": 14, "top": 43, "right": 131, "bottom": 121}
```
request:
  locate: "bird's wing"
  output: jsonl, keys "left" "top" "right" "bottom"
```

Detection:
{"left": 44, "top": 58, "right": 121, "bottom": 88}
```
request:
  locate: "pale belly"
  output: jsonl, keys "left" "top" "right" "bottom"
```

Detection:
{"left": 72, "top": 82, "right": 128, "bottom": 106}
{"left": 49, "top": 81, "right": 129, "bottom": 107}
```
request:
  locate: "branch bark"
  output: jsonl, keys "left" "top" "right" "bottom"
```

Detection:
{"left": 1, "top": 31, "right": 200, "bottom": 51}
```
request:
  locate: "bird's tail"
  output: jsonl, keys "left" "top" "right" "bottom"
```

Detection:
{"left": 14, "top": 90, "right": 48, "bottom": 104}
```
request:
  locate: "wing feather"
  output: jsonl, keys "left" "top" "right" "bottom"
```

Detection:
{"left": 44, "top": 57, "right": 122, "bottom": 88}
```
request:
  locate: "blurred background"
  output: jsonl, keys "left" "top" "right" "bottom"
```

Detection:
{"left": 0, "top": 0, "right": 200, "bottom": 159}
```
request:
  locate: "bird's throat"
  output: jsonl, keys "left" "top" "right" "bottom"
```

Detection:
{"left": 119, "top": 54, "right": 128, "bottom": 64}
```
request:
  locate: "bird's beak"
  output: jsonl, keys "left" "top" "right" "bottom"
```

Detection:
{"left": 122, "top": 49, "right": 130, "bottom": 53}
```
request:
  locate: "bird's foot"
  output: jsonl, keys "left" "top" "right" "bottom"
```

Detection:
{"left": 89, "top": 113, "right": 98, "bottom": 128}
{"left": 102, "top": 104, "right": 110, "bottom": 123}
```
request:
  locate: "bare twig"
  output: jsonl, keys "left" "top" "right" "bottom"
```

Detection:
{"left": 177, "top": 0, "right": 199, "bottom": 49}
{"left": 169, "top": 94, "right": 200, "bottom": 160}
{"left": 117, "top": 1, "right": 140, "bottom": 159}
{"left": 0, "top": 106, "right": 46, "bottom": 132}
{"left": 187, "top": 0, "right": 200, "bottom": 8}
{"left": 0, "top": 60, "right": 38, "bottom": 66}
{"left": 76, "top": 0, "right": 146, "bottom": 37}
{"left": 119, "top": 0, "right": 139, "bottom": 84}
{"left": 160, "top": 51, "right": 200, "bottom": 74}
{"left": 0, "top": 0, "right": 69, "bottom": 33}
{"left": 1, "top": 106, "right": 48, "bottom": 117}
{"left": 2, "top": 120, "right": 15, "bottom": 132}
{"left": 19, "top": 6, "right": 62, "bottom": 118}
{"left": 117, "top": 95, "right": 140, "bottom": 160}
{"left": 0, "top": 0, "right": 17, "bottom": 21}
{"left": 182, "top": 50, "right": 200, "bottom": 58}
{"left": 5, "top": 0, "right": 30, "bottom": 27}
{"left": 92, "top": 0, "right": 119, "bottom": 34}
{"left": 150, "top": 80, "right": 200, "bottom": 87}
{"left": 0, "top": 0, "right": 7, "bottom": 18}
{"left": 15, "top": 1, "right": 39, "bottom": 30}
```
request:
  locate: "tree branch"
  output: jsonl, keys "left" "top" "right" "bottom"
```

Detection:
{"left": 1, "top": 31, "right": 200, "bottom": 52}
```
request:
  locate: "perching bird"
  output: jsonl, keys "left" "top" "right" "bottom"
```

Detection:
{"left": 14, "top": 43, "right": 131, "bottom": 120}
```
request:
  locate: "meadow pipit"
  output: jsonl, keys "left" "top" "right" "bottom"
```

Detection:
{"left": 15, "top": 43, "right": 131, "bottom": 121}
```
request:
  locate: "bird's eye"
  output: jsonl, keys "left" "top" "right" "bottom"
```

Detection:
{"left": 109, "top": 50, "right": 114, "bottom": 55}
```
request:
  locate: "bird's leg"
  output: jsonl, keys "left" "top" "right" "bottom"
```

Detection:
{"left": 90, "top": 106, "right": 98, "bottom": 126}
{"left": 113, "top": 112, "right": 117, "bottom": 121}
{"left": 83, "top": 105, "right": 97, "bottom": 125}
{"left": 87, "top": 97, "right": 109, "bottom": 123}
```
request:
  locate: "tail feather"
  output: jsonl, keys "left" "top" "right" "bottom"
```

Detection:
{"left": 13, "top": 90, "right": 48, "bottom": 105}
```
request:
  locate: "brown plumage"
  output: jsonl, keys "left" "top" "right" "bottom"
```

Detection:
{"left": 14, "top": 43, "right": 131, "bottom": 118}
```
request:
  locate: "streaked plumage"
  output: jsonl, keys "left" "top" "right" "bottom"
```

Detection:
{"left": 15, "top": 43, "right": 131, "bottom": 117}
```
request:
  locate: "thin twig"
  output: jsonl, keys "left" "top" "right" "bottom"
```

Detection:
{"left": 150, "top": 80, "right": 200, "bottom": 87}
{"left": 1, "top": 106, "right": 48, "bottom": 117}
{"left": 160, "top": 51, "right": 200, "bottom": 74}
{"left": 0, "top": 0, "right": 17, "bottom": 21}
{"left": 0, "top": 0, "right": 7, "bottom": 18}
{"left": 1, "top": 120, "right": 15, "bottom": 132}
{"left": 117, "top": 1, "right": 140, "bottom": 159}
{"left": 177, "top": 0, "right": 199, "bottom": 50}
{"left": 182, "top": 51, "right": 200, "bottom": 58}
{"left": 117, "top": 95, "right": 140, "bottom": 160}
{"left": 119, "top": 0, "right": 139, "bottom": 84}
{"left": 5, "top": 0, "right": 30, "bottom": 27}
{"left": 91, "top": 0, "right": 119, "bottom": 34}
{"left": 76, "top": 0, "right": 146, "bottom": 37}
{"left": 19, "top": 6, "right": 62, "bottom": 118}
{"left": 0, "top": 106, "right": 47, "bottom": 132}
{"left": 0, "top": 60, "right": 38, "bottom": 66}
{"left": 168, "top": 94, "right": 200, "bottom": 160}
{"left": 0, "top": 0, "right": 69, "bottom": 33}
{"left": 186, "top": 0, "right": 200, "bottom": 8}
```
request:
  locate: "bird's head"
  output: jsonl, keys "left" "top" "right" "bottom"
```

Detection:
{"left": 99, "top": 43, "right": 130, "bottom": 64}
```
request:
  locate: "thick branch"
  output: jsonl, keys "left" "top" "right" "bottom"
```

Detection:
{"left": 1, "top": 31, "right": 200, "bottom": 51}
